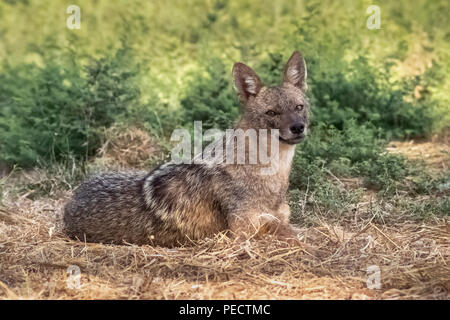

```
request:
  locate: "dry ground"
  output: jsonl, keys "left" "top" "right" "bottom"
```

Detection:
{"left": 0, "top": 139, "right": 449, "bottom": 300}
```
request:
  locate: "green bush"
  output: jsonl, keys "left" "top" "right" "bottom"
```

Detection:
{"left": 310, "top": 57, "right": 436, "bottom": 139}
{"left": 181, "top": 58, "right": 239, "bottom": 130}
{"left": 0, "top": 0, "right": 448, "bottom": 180}
{"left": 290, "top": 120, "right": 409, "bottom": 195}
{"left": 0, "top": 47, "right": 143, "bottom": 167}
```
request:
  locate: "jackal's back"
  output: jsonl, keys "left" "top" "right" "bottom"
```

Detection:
{"left": 63, "top": 164, "right": 236, "bottom": 246}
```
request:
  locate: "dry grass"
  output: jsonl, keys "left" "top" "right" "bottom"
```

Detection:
{"left": 0, "top": 139, "right": 449, "bottom": 300}
{"left": 387, "top": 140, "right": 449, "bottom": 172}
{"left": 95, "top": 126, "right": 166, "bottom": 169}
{"left": 0, "top": 192, "right": 448, "bottom": 300}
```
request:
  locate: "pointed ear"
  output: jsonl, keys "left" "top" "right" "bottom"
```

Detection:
{"left": 283, "top": 51, "right": 307, "bottom": 91}
{"left": 232, "top": 62, "right": 263, "bottom": 104}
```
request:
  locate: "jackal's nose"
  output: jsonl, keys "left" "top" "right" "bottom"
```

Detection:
{"left": 290, "top": 123, "right": 305, "bottom": 135}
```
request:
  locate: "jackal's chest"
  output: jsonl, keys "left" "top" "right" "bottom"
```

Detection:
{"left": 230, "top": 167, "right": 290, "bottom": 210}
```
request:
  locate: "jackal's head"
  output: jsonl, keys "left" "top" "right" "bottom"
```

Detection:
{"left": 233, "top": 51, "right": 309, "bottom": 145}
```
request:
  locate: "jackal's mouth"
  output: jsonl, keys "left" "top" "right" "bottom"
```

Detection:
{"left": 279, "top": 135, "right": 304, "bottom": 145}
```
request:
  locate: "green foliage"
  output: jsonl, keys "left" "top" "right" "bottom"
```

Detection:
{"left": 309, "top": 57, "right": 436, "bottom": 139}
{"left": 0, "top": 47, "right": 144, "bottom": 167}
{"left": 292, "top": 121, "right": 386, "bottom": 182}
{"left": 357, "top": 153, "right": 408, "bottom": 195}
{"left": 312, "top": 182, "right": 364, "bottom": 213}
{"left": 290, "top": 120, "right": 412, "bottom": 198}
{"left": 256, "top": 53, "right": 285, "bottom": 86}
{"left": 181, "top": 59, "right": 239, "bottom": 130}
{"left": 0, "top": 1, "right": 448, "bottom": 217}
{"left": 397, "top": 196, "right": 450, "bottom": 219}
{"left": 406, "top": 162, "right": 450, "bottom": 196}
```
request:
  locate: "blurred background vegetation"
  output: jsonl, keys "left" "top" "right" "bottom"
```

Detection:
{"left": 0, "top": 0, "right": 448, "bottom": 213}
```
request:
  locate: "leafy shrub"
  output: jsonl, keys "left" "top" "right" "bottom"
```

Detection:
{"left": 181, "top": 58, "right": 239, "bottom": 130}
{"left": 398, "top": 196, "right": 450, "bottom": 218}
{"left": 357, "top": 153, "right": 408, "bottom": 195}
{"left": 309, "top": 57, "right": 435, "bottom": 139}
{"left": 0, "top": 47, "right": 143, "bottom": 167}
{"left": 290, "top": 120, "right": 409, "bottom": 195}
{"left": 255, "top": 53, "right": 285, "bottom": 86}
{"left": 406, "top": 162, "right": 450, "bottom": 195}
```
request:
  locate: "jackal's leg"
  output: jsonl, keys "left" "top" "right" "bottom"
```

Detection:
{"left": 271, "top": 202, "right": 302, "bottom": 239}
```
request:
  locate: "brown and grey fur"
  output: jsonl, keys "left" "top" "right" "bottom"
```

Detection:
{"left": 63, "top": 51, "right": 310, "bottom": 247}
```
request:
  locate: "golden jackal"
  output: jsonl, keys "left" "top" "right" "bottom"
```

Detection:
{"left": 63, "top": 51, "right": 310, "bottom": 247}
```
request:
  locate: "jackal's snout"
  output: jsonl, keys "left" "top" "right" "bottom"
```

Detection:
{"left": 290, "top": 123, "right": 304, "bottom": 135}
{"left": 285, "top": 122, "right": 305, "bottom": 144}
{"left": 279, "top": 125, "right": 305, "bottom": 144}
{"left": 278, "top": 110, "right": 307, "bottom": 144}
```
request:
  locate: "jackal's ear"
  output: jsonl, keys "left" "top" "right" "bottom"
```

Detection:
{"left": 232, "top": 62, "right": 263, "bottom": 104}
{"left": 283, "top": 51, "right": 307, "bottom": 91}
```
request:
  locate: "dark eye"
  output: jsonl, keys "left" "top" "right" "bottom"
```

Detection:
{"left": 296, "top": 104, "right": 305, "bottom": 111}
{"left": 265, "top": 110, "right": 277, "bottom": 117}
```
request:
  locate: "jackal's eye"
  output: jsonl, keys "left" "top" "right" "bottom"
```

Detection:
{"left": 295, "top": 104, "right": 305, "bottom": 111}
{"left": 265, "top": 110, "right": 278, "bottom": 117}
